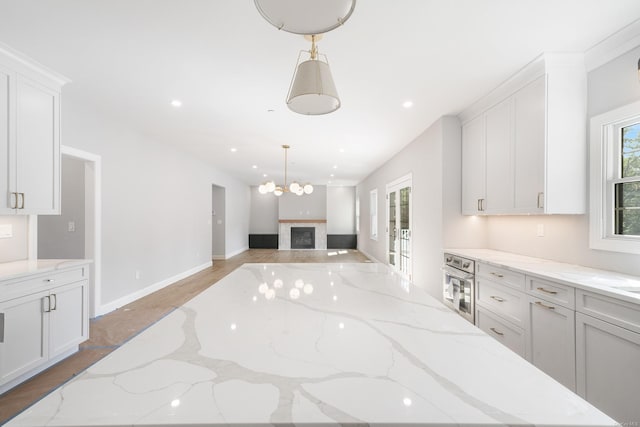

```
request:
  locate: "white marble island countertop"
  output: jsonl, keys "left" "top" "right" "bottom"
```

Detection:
{"left": 7, "top": 263, "right": 616, "bottom": 426}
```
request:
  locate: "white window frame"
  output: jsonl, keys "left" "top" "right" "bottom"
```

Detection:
{"left": 369, "top": 189, "right": 378, "bottom": 241}
{"left": 590, "top": 99, "right": 640, "bottom": 254}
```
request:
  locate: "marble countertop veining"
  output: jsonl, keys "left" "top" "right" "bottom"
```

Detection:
{"left": 0, "top": 259, "right": 92, "bottom": 282}
{"left": 6, "top": 263, "right": 616, "bottom": 426}
{"left": 445, "top": 248, "right": 640, "bottom": 304}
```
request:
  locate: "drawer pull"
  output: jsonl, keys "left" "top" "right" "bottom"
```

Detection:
{"left": 535, "top": 301, "right": 555, "bottom": 310}
{"left": 536, "top": 287, "right": 557, "bottom": 295}
{"left": 0, "top": 313, "right": 4, "bottom": 343}
{"left": 490, "top": 295, "right": 505, "bottom": 302}
{"left": 490, "top": 327, "right": 504, "bottom": 336}
{"left": 490, "top": 272, "right": 504, "bottom": 278}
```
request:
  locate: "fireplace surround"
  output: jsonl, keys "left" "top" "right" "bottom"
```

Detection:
{"left": 278, "top": 220, "right": 327, "bottom": 250}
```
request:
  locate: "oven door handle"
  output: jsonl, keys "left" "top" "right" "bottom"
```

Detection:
{"left": 442, "top": 266, "right": 474, "bottom": 281}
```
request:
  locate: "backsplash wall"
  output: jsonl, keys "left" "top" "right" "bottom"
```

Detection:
{"left": 0, "top": 216, "right": 28, "bottom": 262}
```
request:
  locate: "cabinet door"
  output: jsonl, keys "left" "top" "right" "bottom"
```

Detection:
{"left": 485, "top": 98, "right": 514, "bottom": 213}
{"left": 0, "top": 291, "right": 49, "bottom": 385}
{"left": 514, "top": 75, "right": 545, "bottom": 213}
{"left": 476, "top": 305, "right": 526, "bottom": 357}
{"left": 461, "top": 115, "right": 486, "bottom": 214}
{"left": 0, "top": 65, "right": 16, "bottom": 214}
{"left": 16, "top": 74, "right": 60, "bottom": 214}
{"left": 576, "top": 312, "right": 640, "bottom": 424}
{"left": 49, "top": 280, "right": 88, "bottom": 358}
{"left": 526, "top": 295, "right": 576, "bottom": 391}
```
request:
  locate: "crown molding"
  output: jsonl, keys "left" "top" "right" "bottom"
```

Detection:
{"left": 585, "top": 18, "right": 640, "bottom": 72}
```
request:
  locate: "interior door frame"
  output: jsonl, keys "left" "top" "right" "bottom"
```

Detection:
{"left": 385, "top": 173, "right": 413, "bottom": 279}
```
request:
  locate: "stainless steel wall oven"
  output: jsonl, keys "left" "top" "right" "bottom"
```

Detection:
{"left": 442, "top": 253, "right": 475, "bottom": 324}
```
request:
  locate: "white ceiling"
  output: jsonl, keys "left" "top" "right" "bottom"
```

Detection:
{"left": 1, "top": 0, "right": 640, "bottom": 187}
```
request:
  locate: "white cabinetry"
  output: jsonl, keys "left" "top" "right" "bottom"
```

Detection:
{"left": 460, "top": 53, "right": 586, "bottom": 215}
{"left": 576, "top": 290, "right": 640, "bottom": 424}
{"left": 0, "top": 263, "right": 89, "bottom": 394}
{"left": 0, "top": 43, "right": 69, "bottom": 215}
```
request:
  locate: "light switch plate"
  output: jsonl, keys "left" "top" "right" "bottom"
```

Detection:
{"left": 0, "top": 224, "right": 12, "bottom": 238}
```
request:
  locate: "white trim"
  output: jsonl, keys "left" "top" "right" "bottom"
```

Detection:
{"left": 356, "top": 247, "right": 384, "bottom": 265}
{"left": 224, "top": 246, "right": 248, "bottom": 259}
{"left": 96, "top": 261, "right": 212, "bottom": 316}
{"left": 585, "top": 18, "right": 640, "bottom": 72}
{"left": 61, "top": 145, "right": 102, "bottom": 318}
{"left": 369, "top": 189, "right": 378, "bottom": 241}
{"left": 589, "top": 100, "right": 640, "bottom": 254}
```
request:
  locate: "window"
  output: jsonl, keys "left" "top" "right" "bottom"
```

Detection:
{"left": 590, "top": 100, "right": 640, "bottom": 254}
{"left": 370, "top": 189, "right": 378, "bottom": 240}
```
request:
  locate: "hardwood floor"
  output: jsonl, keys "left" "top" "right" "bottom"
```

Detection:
{"left": 0, "top": 249, "right": 370, "bottom": 424}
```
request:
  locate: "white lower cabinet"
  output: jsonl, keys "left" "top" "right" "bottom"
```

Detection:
{"left": 576, "top": 290, "right": 640, "bottom": 424}
{"left": 0, "top": 263, "right": 89, "bottom": 393}
{"left": 476, "top": 305, "right": 525, "bottom": 357}
{"left": 526, "top": 295, "right": 575, "bottom": 390}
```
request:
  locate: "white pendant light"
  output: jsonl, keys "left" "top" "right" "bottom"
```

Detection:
{"left": 254, "top": 0, "right": 356, "bottom": 35}
{"left": 287, "top": 35, "right": 340, "bottom": 115}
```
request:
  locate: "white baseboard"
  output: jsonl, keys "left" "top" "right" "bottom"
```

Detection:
{"left": 96, "top": 261, "right": 212, "bottom": 316}
{"left": 357, "top": 247, "right": 384, "bottom": 265}
{"left": 225, "top": 246, "right": 248, "bottom": 259}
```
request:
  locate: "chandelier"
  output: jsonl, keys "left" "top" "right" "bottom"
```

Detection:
{"left": 259, "top": 145, "right": 314, "bottom": 196}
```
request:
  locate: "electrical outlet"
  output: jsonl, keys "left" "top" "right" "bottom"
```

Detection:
{"left": 536, "top": 224, "right": 545, "bottom": 237}
{"left": 0, "top": 224, "right": 12, "bottom": 238}
{"left": 135, "top": 270, "right": 141, "bottom": 280}
{"left": 68, "top": 221, "right": 75, "bottom": 232}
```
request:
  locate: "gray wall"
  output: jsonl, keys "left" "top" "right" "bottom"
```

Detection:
{"left": 278, "top": 185, "right": 327, "bottom": 220}
{"left": 58, "top": 88, "right": 250, "bottom": 308}
{"left": 38, "top": 156, "right": 85, "bottom": 259}
{"left": 249, "top": 186, "right": 279, "bottom": 233}
{"left": 212, "top": 185, "right": 226, "bottom": 258}
{"left": 327, "top": 186, "right": 356, "bottom": 234}
{"left": 485, "top": 45, "right": 640, "bottom": 276}
{"left": 0, "top": 216, "right": 28, "bottom": 262}
{"left": 357, "top": 116, "right": 486, "bottom": 298}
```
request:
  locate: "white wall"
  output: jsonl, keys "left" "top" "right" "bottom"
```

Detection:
{"left": 278, "top": 185, "right": 327, "bottom": 220}
{"left": 485, "top": 45, "right": 640, "bottom": 276}
{"left": 212, "top": 185, "right": 226, "bottom": 258}
{"left": 327, "top": 186, "right": 356, "bottom": 234}
{"left": 38, "top": 155, "right": 85, "bottom": 259}
{"left": 249, "top": 186, "right": 279, "bottom": 233}
{"left": 61, "top": 89, "right": 250, "bottom": 310}
{"left": 0, "top": 216, "right": 28, "bottom": 262}
{"left": 357, "top": 116, "right": 486, "bottom": 298}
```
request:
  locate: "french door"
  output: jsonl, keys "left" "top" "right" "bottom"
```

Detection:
{"left": 386, "top": 174, "right": 412, "bottom": 279}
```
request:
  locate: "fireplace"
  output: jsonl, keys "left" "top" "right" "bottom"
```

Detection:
{"left": 291, "top": 227, "right": 315, "bottom": 249}
{"left": 278, "top": 220, "right": 327, "bottom": 250}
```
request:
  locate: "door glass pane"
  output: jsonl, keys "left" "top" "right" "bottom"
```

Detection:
{"left": 615, "top": 182, "right": 640, "bottom": 235}
{"left": 399, "top": 187, "right": 410, "bottom": 276}
{"left": 388, "top": 192, "right": 396, "bottom": 266}
{"left": 622, "top": 123, "right": 640, "bottom": 178}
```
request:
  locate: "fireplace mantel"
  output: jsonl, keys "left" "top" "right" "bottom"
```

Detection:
{"left": 278, "top": 219, "right": 327, "bottom": 223}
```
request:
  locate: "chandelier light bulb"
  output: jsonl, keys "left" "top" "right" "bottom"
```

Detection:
{"left": 289, "top": 288, "right": 300, "bottom": 300}
{"left": 289, "top": 182, "right": 301, "bottom": 193}
{"left": 274, "top": 186, "right": 284, "bottom": 196}
{"left": 266, "top": 181, "right": 276, "bottom": 192}
{"left": 295, "top": 187, "right": 304, "bottom": 196}
{"left": 303, "top": 184, "right": 314, "bottom": 194}
{"left": 258, "top": 184, "right": 268, "bottom": 194}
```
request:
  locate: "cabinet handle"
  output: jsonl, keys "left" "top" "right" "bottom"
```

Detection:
{"left": 10, "top": 192, "right": 18, "bottom": 209}
{"left": 536, "top": 287, "right": 557, "bottom": 295}
{"left": 490, "top": 295, "right": 505, "bottom": 302}
{"left": 43, "top": 296, "right": 51, "bottom": 313}
{"left": 537, "top": 192, "right": 544, "bottom": 209}
{"left": 477, "top": 199, "right": 482, "bottom": 211}
{"left": 535, "top": 301, "right": 555, "bottom": 310}
{"left": 51, "top": 294, "right": 57, "bottom": 311}
{"left": 19, "top": 193, "right": 25, "bottom": 209}
{"left": 490, "top": 327, "right": 504, "bottom": 336}
{"left": 490, "top": 272, "right": 504, "bottom": 278}
{"left": 0, "top": 313, "right": 4, "bottom": 343}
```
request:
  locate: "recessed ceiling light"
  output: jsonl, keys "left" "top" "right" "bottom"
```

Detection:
{"left": 333, "top": 165, "right": 338, "bottom": 169}
{"left": 263, "top": 173, "right": 268, "bottom": 177}
{"left": 171, "top": 99, "right": 182, "bottom": 107}
{"left": 402, "top": 100, "right": 413, "bottom": 109}
{"left": 230, "top": 148, "right": 237, "bottom": 153}
{"left": 330, "top": 174, "right": 334, "bottom": 177}
{"left": 252, "top": 165, "right": 258, "bottom": 169}
{"left": 339, "top": 148, "right": 345, "bottom": 153}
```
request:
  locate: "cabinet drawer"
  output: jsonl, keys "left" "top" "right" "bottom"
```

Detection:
{"left": 1, "top": 266, "right": 88, "bottom": 301}
{"left": 576, "top": 289, "right": 640, "bottom": 334}
{"left": 477, "top": 278, "right": 527, "bottom": 328}
{"left": 527, "top": 276, "right": 575, "bottom": 309}
{"left": 476, "top": 263, "right": 525, "bottom": 290}
{"left": 477, "top": 306, "right": 526, "bottom": 357}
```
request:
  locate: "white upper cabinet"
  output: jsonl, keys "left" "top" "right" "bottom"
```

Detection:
{"left": 460, "top": 53, "right": 587, "bottom": 215}
{"left": 461, "top": 115, "right": 486, "bottom": 214}
{"left": 0, "top": 43, "right": 69, "bottom": 215}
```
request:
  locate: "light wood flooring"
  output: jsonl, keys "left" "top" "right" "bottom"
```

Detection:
{"left": 0, "top": 249, "right": 370, "bottom": 424}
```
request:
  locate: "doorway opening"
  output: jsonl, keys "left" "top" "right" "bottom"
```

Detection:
{"left": 212, "top": 184, "right": 226, "bottom": 260}
{"left": 35, "top": 146, "right": 101, "bottom": 317}
{"left": 386, "top": 174, "right": 412, "bottom": 279}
